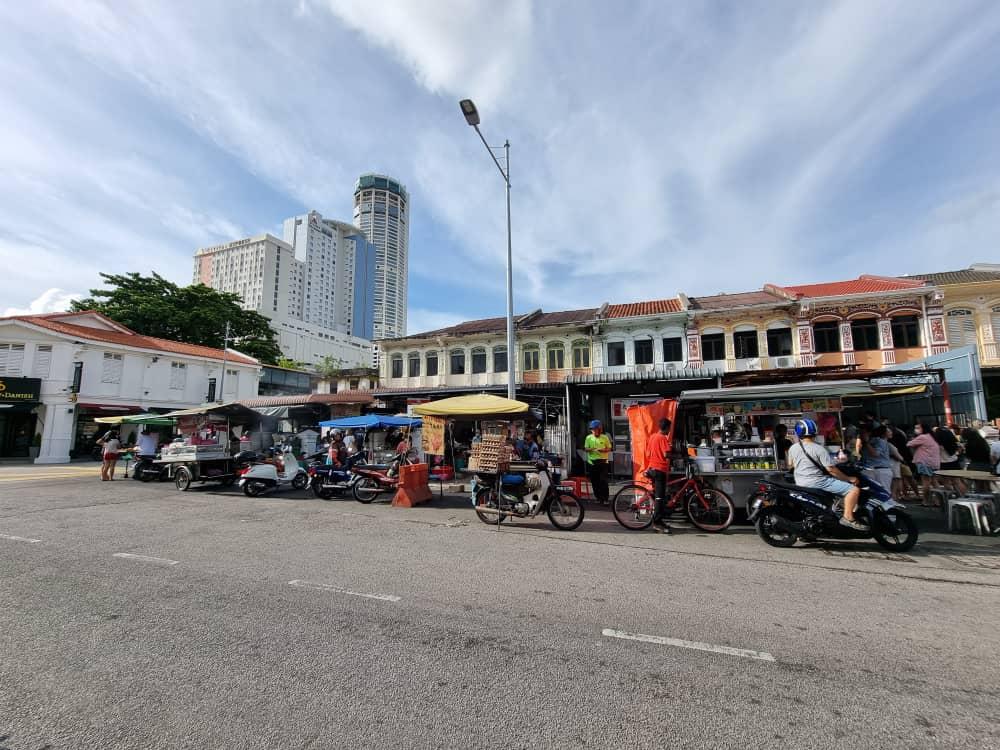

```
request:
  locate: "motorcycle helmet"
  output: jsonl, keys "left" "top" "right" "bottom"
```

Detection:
{"left": 588, "top": 419, "right": 602, "bottom": 430}
{"left": 794, "top": 419, "right": 818, "bottom": 438}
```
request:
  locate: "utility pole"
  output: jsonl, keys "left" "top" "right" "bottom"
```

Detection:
{"left": 217, "top": 321, "right": 231, "bottom": 403}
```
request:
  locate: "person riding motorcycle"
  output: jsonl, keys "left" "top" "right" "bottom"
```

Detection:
{"left": 787, "top": 418, "right": 865, "bottom": 530}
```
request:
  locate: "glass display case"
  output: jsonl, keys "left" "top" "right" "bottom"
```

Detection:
{"left": 714, "top": 441, "right": 779, "bottom": 473}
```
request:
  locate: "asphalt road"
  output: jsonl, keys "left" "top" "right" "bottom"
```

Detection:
{"left": 1, "top": 469, "right": 998, "bottom": 749}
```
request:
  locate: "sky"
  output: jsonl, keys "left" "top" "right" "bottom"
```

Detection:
{"left": 2, "top": 1, "right": 999, "bottom": 334}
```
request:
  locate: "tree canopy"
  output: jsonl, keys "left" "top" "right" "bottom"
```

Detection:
{"left": 71, "top": 272, "right": 282, "bottom": 364}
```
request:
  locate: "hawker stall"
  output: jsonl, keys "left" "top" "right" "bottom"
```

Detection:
{"left": 155, "top": 402, "right": 261, "bottom": 491}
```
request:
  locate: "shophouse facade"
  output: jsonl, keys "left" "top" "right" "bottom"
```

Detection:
{"left": 0, "top": 311, "right": 260, "bottom": 463}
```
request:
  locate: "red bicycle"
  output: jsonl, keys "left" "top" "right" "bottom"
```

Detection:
{"left": 612, "top": 459, "right": 735, "bottom": 532}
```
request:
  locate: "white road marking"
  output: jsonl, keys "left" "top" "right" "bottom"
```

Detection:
{"left": 602, "top": 628, "right": 776, "bottom": 662}
{"left": 288, "top": 579, "right": 401, "bottom": 602}
{"left": 112, "top": 553, "right": 179, "bottom": 565}
{"left": 0, "top": 533, "right": 41, "bottom": 543}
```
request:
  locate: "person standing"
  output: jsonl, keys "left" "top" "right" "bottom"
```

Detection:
{"left": 773, "top": 424, "right": 792, "bottom": 469}
{"left": 863, "top": 425, "right": 894, "bottom": 495}
{"left": 584, "top": 419, "right": 612, "bottom": 505}
{"left": 99, "top": 430, "right": 122, "bottom": 481}
{"left": 644, "top": 418, "right": 674, "bottom": 534}
{"left": 908, "top": 423, "right": 941, "bottom": 505}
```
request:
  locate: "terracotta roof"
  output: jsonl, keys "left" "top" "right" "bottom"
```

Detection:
{"left": 775, "top": 275, "right": 927, "bottom": 299}
{"left": 690, "top": 290, "right": 789, "bottom": 310}
{"left": 605, "top": 298, "right": 684, "bottom": 318}
{"left": 239, "top": 392, "right": 373, "bottom": 408}
{"left": 904, "top": 268, "right": 1000, "bottom": 285}
{"left": 392, "top": 316, "right": 509, "bottom": 341}
{"left": 520, "top": 308, "right": 597, "bottom": 328}
{"left": 5, "top": 313, "right": 258, "bottom": 365}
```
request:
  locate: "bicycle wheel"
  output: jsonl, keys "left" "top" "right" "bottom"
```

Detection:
{"left": 611, "top": 484, "right": 656, "bottom": 530}
{"left": 547, "top": 492, "right": 584, "bottom": 531}
{"left": 685, "top": 485, "right": 735, "bottom": 532}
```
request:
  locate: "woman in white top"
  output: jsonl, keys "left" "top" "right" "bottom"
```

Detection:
{"left": 99, "top": 430, "right": 123, "bottom": 481}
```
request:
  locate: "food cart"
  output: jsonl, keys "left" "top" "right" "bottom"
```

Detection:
{"left": 318, "top": 414, "right": 423, "bottom": 465}
{"left": 93, "top": 413, "right": 177, "bottom": 477}
{"left": 155, "top": 402, "right": 261, "bottom": 491}
{"left": 673, "top": 380, "right": 901, "bottom": 509}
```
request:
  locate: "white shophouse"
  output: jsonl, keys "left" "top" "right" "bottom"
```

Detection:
{"left": 0, "top": 311, "right": 260, "bottom": 463}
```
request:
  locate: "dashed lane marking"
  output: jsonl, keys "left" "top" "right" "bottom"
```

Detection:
{"left": 602, "top": 628, "right": 776, "bottom": 662}
{"left": 0, "top": 533, "right": 42, "bottom": 543}
{"left": 288, "top": 579, "right": 401, "bottom": 602}
{"left": 112, "top": 552, "right": 179, "bottom": 565}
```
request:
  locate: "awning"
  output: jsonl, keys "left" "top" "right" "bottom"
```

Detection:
{"left": 75, "top": 403, "right": 143, "bottom": 413}
{"left": 412, "top": 394, "right": 530, "bottom": 418}
{"left": 319, "top": 415, "right": 422, "bottom": 429}
{"left": 159, "top": 402, "right": 261, "bottom": 422}
{"left": 239, "top": 392, "right": 375, "bottom": 408}
{"left": 679, "top": 379, "right": 926, "bottom": 403}
{"left": 94, "top": 413, "right": 176, "bottom": 426}
{"left": 565, "top": 366, "right": 724, "bottom": 385}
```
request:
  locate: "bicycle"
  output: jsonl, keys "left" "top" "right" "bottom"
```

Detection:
{"left": 611, "top": 458, "right": 735, "bottom": 532}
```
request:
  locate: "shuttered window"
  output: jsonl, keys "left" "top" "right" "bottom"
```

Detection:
{"left": 0, "top": 343, "right": 25, "bottom": 375}
{"left": 34, "top": 345, "right": 52, "bottom": 378}
{"left": 224, "top": 369, "right": 238, "bottom": 394}
{"left": 170, "top": 362, "right": 187, "bottom": 390}
{"left": 946, "top": 309, "right": 976, "bottom": 348}
{"left": 101, "top": 353, "right": 123, "bottom": 383}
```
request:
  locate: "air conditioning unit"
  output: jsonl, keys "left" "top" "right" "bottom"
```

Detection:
{"left": 745, "top": 358, "right": 761, "bottom": 371}
{"left": 774, "top": 356, "right": 795, "bottom": 369}
{"left": 662, "top": 362, "right": 678, "bottom": 371}
{"left": 635, "top": 364, "right": 653, "bottom": 374}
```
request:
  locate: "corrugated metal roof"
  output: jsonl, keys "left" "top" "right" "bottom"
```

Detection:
{"left": 239, "top": 392, "right": 374, "bottom": 408}
{"left": 905, "top": 268, "right": 1000, "bottom": 285}
{"left": 565, "top": 366, "right": 724, "bottom": 385}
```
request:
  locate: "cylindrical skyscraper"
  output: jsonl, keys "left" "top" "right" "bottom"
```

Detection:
{"left": 353, "top": 173, "right": 409, "bottom": 339}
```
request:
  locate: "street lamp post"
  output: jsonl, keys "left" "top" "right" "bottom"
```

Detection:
{"left": 459, "top": 99, "right": 516, "bottom": 401}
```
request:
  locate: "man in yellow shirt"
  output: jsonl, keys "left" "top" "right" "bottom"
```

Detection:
{"left": 584, "top": 419, "right": 612, "bottom": 504}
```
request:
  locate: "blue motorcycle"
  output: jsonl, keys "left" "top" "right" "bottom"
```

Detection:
{"left": 308, "top": 451, "right": 367, "bottom": 499}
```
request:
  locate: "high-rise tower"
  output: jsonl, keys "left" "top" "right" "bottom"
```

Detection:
{"left": 353, "top": 173, "right": 409, "bottom": 339}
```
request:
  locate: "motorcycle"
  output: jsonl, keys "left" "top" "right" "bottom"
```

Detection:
{"left": 748, "top": 462, "right": 918, "bottom": 552}
{"left": 351, "top": 451, "right": 416, "bottom": 503}
{"left": 472, "top": 460, "right": 585, "bottom": 531}
{"left": 131, "top": 454, "right": 167, "bottom": 482}
{"left": 239, "top": 447, "right": 309, "bottom": 497}
{"left": 308, "top": 451, "right": 367, "bottom": 499}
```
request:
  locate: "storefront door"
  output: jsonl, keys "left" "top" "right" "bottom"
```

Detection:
{"left": 0, "top": 411, "right": 37, "bottom": 457}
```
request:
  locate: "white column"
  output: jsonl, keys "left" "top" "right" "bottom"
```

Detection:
{"left": 35, "top": 401, "right": 74, "bottom": 464}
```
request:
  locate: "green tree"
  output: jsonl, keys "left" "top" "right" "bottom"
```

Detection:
{"left": 275, "top": 357, "right": 307, "bottom": 370}
{"left": 71, "top": 272, "right": 282, "bottom": 364}
{"left": 315, "top": 355, "right": 345, "bottom": 380}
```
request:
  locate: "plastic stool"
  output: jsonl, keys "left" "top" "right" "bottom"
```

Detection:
{"left": 927, "top": 488, "right": 950, "bottom": 511}
{"left": 567, "top": 476, "right": 593, "bottom": 499}
{"left": 948, "top": 499, "right": 989, "bottom": 535}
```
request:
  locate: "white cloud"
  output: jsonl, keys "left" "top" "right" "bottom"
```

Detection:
{"left": 3, "top": 288, "right": 82, "bottom": 317}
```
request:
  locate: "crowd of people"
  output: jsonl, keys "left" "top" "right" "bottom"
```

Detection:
{"left": 844, "top": 416, "right": 999, "bottom": 505}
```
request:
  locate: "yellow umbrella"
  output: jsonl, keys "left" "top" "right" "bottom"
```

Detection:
{"left": 411, "top": 393, "right": 530, "bottom": 418}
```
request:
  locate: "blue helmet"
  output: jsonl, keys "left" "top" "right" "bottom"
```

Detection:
{"left": 588, "top": 419, "right": 602, "bottom": 430}
{"left": 794, "top": 419, "right": 818, "bottom": 438}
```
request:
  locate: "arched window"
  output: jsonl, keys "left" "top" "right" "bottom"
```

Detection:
{"left": 522, "top": 343, "right": 540, "bottom": 371}
{"left": 450, "top": 348, "right": 465, "bottom": 375}
{"left": 493, "top": 346, "right": 508, "bottom": 373}
{"left": 571, "top": 340, "right": 590, "bottom": 368}
{"left": 850, "top": 316, "right": 879, "bottom": 351}
{"left": 732, "top": 326, "right": 759, "bottom": 359}
{"left": 546, "top": 342, "right": 565, "bottom": 370}
{"left": 407, "top": 351, "right": 420, "bottom": 378}
{"left": 390, "top": 354, "right": 403, "bottom": 379}
{"left": 946, "top": 309, "right": 976, "bottom": 347}
{"left": 471, "top": 346, "right": 487, "bottom": 374}
{"left": 425, "top": 351, "right": 439, "bottom": 377}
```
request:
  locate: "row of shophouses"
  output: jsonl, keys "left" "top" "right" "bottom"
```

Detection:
{"left": 375, "top": 266, "right": 1000, "bottom": 423}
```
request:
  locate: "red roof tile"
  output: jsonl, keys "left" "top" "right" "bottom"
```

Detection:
{"left": 775, "top": 275, "right": 926, "bottom": 299}
{"left": 606, "top": 298, "right": 683, "bottom": 318}
{"left": 5, "top": 313, "right": 258, "bottom": 365}
{"left": 690, "top": 291, "right": 788, "bottom": 310}
{"left": 520, "top": 308, "right": 597, "bottom": 328}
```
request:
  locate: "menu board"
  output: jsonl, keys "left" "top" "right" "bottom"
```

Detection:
{"left": 706, "top": 397, "right": 843, "bottom": 416}
{"left": 421, "top": 416, "right": 446, "bottom": 456}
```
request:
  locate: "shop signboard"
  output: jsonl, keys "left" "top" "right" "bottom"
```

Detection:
{"left": 0, "top": 377, "right": 41, "bottom": 404}
{"left": 421, "top": 416, "right": 446, "bottom": 456}
{"left": 707, "top": 397, "right": 843, "bottom": 416}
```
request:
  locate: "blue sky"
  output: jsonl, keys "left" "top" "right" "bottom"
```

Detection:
{"left": 2, "top": 1, "right": 999, "bottom": 334}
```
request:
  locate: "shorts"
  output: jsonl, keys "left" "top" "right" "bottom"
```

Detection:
{"left": 102, "top": 452, "right": 119, "bottom": 461}
{"left": 915, "top": 463, "right": 936, "bottom": 477}
{"left": 803, "top": 475, "right": 856, "bottom": 496}
{"left": 891, "top": 461, "right": 901, "bottom": 480}
{"left": 940, "top": 460, "right": 961, "bottom": 470}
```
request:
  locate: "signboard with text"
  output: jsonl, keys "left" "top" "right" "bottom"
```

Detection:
{"left": 0, "top": 377, "right": 41, "bottom": 403}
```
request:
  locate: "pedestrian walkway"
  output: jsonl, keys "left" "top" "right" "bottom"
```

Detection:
{"left": 0, "top": 462, "right": 102, "bottom": 483}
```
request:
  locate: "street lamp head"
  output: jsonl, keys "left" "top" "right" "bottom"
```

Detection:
{"left": 459, "top": 99, "right": 480, "bottom": 126}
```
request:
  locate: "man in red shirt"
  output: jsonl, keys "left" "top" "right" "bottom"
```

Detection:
{"left": 645, "top": 418, "right": 673, "bottom": 534}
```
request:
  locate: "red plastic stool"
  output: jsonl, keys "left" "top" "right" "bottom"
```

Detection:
{"left": 567, "top": 476, "right": 593, "bottom": 499}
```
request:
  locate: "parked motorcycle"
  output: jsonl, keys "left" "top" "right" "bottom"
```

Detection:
{"left": 308, "top": 452, "right": 367, "bottom": 499}
{"left": 131, "top": 454, "right": 167, "bottom": 482}
{"left": 351, "top": 451, "right": 416, "bottom": 503}
{"left": 239, "top": 448, "right": 309, "bottom": 497}
{"left": 472, "top": 460, "right": 585, "bottom": 531}
{"left": 748, "top": 463, "right": 918, "bottom": 552}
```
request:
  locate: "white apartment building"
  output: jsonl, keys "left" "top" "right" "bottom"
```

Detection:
{"left": 0, "top": 311, "right": 260, "bottom": 463}
{"left": 354, "top": 173, "right": 409, "bottom": 339}
{"left": 195, "top": 230, "right": 373, "bottom": 369}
